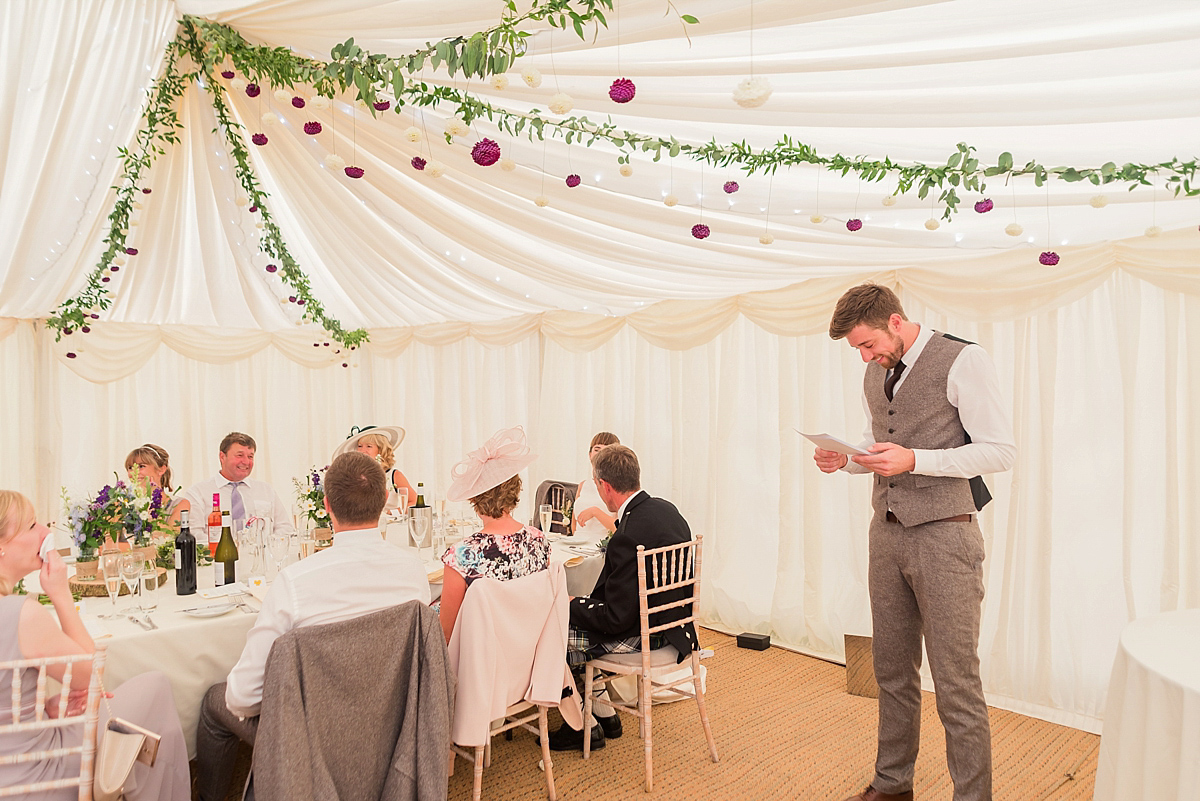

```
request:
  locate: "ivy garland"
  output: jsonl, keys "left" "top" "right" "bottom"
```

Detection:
{"left": 48, "top": 1, "right": 1199, "bottom": 346}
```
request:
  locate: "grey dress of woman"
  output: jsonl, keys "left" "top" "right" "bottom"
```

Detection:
{"left": 0, "top": 594, "right": 191, "bottom": 800}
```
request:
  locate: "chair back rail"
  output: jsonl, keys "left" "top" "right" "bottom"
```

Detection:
{"left": 635, "top": 536, "right": 702, "bottom": 642}
{"left": 0, "top": 646, "right": 106, "bottom": 801}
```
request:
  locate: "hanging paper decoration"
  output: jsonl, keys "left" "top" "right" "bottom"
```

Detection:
{"left": 691, "top": 224, "right": 710, "bottom": 239}
{"left": 882, "top": 195, "right": 897, "bottom": 206}
{"left": 1039, "top": 251, "right": 1060, "bottom": 265}
{"left": 373, "top": 100, "right": 391, "bottom": 111}
{"left": 924, "top": 218, "right": 940, "bottom": 230}
{"left": 733, "top": 76, "right": 772, "bottom": 108}
{"left": 565, "top": 174, "right": 581, "bottom": 187}
{"left": 846, "top": 219, "right": 863, "bottom": 231}
{"left": 609, "top": 78, "right": 636, "bottom": 103}
{"left": 1090, "top": 195, "right": 1108, "bottom": 208}
{"left": 1005, "top": 223, "right": 1023, "bottom": 236}
{"left": 344, "top": 166, "right": 365, "bottom": 179}
{"left": 491, "top": 75, "right": 510, "bottom": 90}
{"left": 304, "top": 121, "right": 323, "bottom": 135}
{"left": 325, "top": 154, "right": 346, "bottom": 170}
{"left": 974, "top": 198, "right": 994, "bottom": 213}
{"left": 521, "top": 65, "right": 543, "bottom": 88}
{"left": 411, "top": 156, "right": 427, "bottom": 171}
{"left": 723, "top": 181, "right": 739, "bottom": 194}
{"left": 664, "top": 194, "right": 678, "bottom": 207}
{"left": 251, "top": 133, "right": 268, "bottom": 145}
{"left": 549, "top": 93, "right": 575, "bottom": 115}
{"left": 245, "top": 83, "right": 260, "bottom": 97}
{"left": 471, "top": 139, "right": 502, "bottom": 166}
{"left": 535, "top": 195, "right": 549, "bottom": 207}
{"left": 404, "top": 126, "right": 423, "bottom": 142}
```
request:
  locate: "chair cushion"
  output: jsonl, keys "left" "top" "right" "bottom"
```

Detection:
{"left": 590, "top": 645, "right": 681, "bottom": 670}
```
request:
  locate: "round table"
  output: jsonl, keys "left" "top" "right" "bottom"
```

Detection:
{"left": 1093, "top": 607, "right": 1200, "bottom": 800}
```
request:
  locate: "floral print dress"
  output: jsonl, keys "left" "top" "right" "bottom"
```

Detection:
{"left": 441, "top": 524, "right": 550, "bottom": 584}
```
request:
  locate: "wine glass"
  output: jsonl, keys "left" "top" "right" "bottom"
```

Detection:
{"left": 99, "top": 553, "right": 122, "bottom": 619}
{"left": 268, "top": 530, "right": 291, "bottom": 579}
{"left": 140, "top": 559, "right": 158, "bottom": 611}
{"left": 119, "top": 553, "right": 142, "bottom": 613}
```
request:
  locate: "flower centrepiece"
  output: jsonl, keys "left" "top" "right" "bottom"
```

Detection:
{"left": 293, "top": 467, "right": 331, "bottom": 530}
{"left": 62, "top": 469, "right": 177, "bottom": 561}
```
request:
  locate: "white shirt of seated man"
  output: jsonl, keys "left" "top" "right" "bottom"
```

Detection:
{"left": 224, "top": 471, "right": 430, "bottom": 718}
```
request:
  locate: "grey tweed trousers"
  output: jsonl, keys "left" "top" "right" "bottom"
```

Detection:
{"left": 868, "top": 515, "right": 992, "bottom": 801}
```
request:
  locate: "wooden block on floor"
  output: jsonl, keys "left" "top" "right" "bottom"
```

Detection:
{"left": 845, "top": 634, "right": 878, "bottom": 698}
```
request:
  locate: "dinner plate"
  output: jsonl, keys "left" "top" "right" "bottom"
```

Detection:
{"left": 182, "top": 603, "right": 237, "bottom": 618}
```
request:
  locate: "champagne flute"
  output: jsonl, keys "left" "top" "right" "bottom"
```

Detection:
{"left": 119, "top": 553, "right": 142, "bottom": 613}
{"left": 99, "top": 553, "right": 122, "bottom": 620}
{"left": 539, "top": 504, "right": 553, "bottom": 535}
{"left": 140, "top": 559, "right": 158, "bottom": 611}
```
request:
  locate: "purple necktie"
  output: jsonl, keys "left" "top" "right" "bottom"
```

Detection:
{"left": 229, "top": 482, "right": 245, "bottom": 531}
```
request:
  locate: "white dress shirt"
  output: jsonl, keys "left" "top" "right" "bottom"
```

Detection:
{"left": 225, "top": 527, "right": 431, "bottom": 717}
{"left": 846, "top": 324, "right": 1016, "bottom": 478}
{"left": 179, "top": 473, "right": 295, "bottom": 539}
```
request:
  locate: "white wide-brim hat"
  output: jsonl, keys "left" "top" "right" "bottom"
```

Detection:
{"left": 446, "top": 426, "right": 537, "bottom": 502}
{"left": 332, "top": 425, "right": 406, "bottom": 460}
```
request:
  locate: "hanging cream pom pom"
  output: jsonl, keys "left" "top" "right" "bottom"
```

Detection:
{"left": 1145, "top": 225, "right": 1162, "bottom": 238}
{"left": 310, "top": 96, "right": 331, "bottom": 110}
{"left": 1005, "top": 222, "right": 1023, "bottom": 237}
{"left": 491, "top": 74, "right": 510, "bottom": 91}
{"left": 664, "top": 194, "right": 678, "bottom": 207}
{"left": 235, "top": 195, "right": 249, "bottom": 207}
{"left": 261, "top": 111, "right": 280, "bottom": 126}
{"left": 521, "top": 65, "right": 543, "bottom": 88}
{"left": 924, "top": 218, "right": 941, "bottom": 230}
{"left": 426, "top": 160, "right": 447, "bottom": 178}
{"left": 325, "top": 153, "right": 346, "bottom": 171}
{"left": 403, "top": 126, "right": 423, "bottom": 143}
{"left": 809, "top": 214, "right": 825, "bottom": 224}
{"left": 499, "top": 158, "right": 516, "bottom": 172}
{"left": 534, "top": 195, "right": 549, "bottom": 207}
{"left": 732, "top": 76, "right": 773, "bottom": 108}
{"left": 273, "top": 89, "right": 291, "bottom": 104}
{"left": 881, "top": 195, "right": 898, "bottom": 207}
{"left": 1089, "top": 195, "right": 1108, "bottom": 208}
{"left": 230, "top": 78, "right": 248, "bottom": 93}
{"left": 548, "top": 93, "right": 574, "bottom": 115}
{"left": 759, "top": 233, "right": 775, "bottom": 245}
{"left": 444, "top": 117, "right": 470, "bottom": 138}
{"left": 619, "top": 164, "right": 633, "bottom": 177}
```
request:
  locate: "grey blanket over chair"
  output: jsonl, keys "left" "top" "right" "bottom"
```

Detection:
{"left": 251, "top": 601, "right": 454, "bottom": 801}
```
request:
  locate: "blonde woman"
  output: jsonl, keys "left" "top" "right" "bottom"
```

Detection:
{"left": 125, "top": 443, "right": 185, "bottom": 525}
{"left": 0, "top": 491, "right": 190, "bottom": 799}
{"left": 332, "top": 426, "right": 416, "bottom": 514}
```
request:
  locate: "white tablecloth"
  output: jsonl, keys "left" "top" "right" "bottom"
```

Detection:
{"left": 1094, "top": 608, "right": 1200, "bottom": 800}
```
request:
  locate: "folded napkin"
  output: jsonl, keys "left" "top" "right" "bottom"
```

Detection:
{"left": 201, "top": 582, "right": 249, "bottom": 599}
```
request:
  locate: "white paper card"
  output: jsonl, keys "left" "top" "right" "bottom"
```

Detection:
{"left": 797, "top": 429, "right": 871, "bottom": 456}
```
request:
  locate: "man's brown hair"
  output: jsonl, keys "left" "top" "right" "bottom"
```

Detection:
{"left": 828, "top": 283, "right": 908, "bottom": 340}
{"left": 589, "top": 431, "right": 620, "bottom": 451}
{"left": 324, "top": 452, "right": 387, "bottom": 526}
{"left": 219, "top": 431, "right": 256, "bottom": 454}
{"left": 592, "top": 444, "right": 640, "bottom": 494}
{"left": 469, "top": 475, "right": 522, "bottom": 519}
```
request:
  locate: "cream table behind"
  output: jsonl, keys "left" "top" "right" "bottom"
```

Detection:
{"left": 1093, "top": 608, "right": 1200, "bottom": 801}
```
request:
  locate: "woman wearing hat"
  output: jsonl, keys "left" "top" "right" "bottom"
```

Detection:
{"left": 333, "top": 426, "right": 415, "bottom": 515}
{"left": 438, "top": 426, "right": 550, "bottom": 642}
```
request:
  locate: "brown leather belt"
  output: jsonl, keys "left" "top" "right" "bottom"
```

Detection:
{"left": 886, "top": 511, "right": 972, "bottom": 525}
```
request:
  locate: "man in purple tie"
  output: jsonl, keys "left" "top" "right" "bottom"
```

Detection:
{"left": 178, "top": 432, "right": 294, "bottom": 539}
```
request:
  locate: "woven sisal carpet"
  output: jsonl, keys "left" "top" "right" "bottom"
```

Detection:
{"left": 446, "top": 630, "right": 1098, "bottom": 801}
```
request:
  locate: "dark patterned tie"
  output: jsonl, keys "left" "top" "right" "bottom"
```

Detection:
{"left": 884, "top": 360, "right": 906, "bottom": 402}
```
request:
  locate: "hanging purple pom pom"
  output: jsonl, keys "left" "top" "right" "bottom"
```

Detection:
{"left": 691, "top": 224, "right": 711, "bottom": 239}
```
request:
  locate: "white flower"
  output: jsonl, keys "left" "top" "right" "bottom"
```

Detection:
{"left": 261, "top": 111, "right": 280, "bottom": 126}
{"left": 444, "top": 117, "right": 470, "bottom": 138}
{"left": 255, "top": 222, "right": 264, "bottom": 229}
{"left": 759, "top": 233, "right": 775, "bottom": 245}
{"left": 426, "top": 160, "right": 447, "bottom": 178}
{"left": 733, "top": 76, "right": 773, "bottom": 108}
{"left": 809, "top": 214, "right": 825, "bottom": 224}
{"left": 499, "top": 158, "right": 516, "bottom": 172}
{"left": 325, "top": 153, "right": 346, "bottom": 171}
{"left": 1145, "top": 225, "right": 1162, "bottom": 238}
{"left": 273, "top": 89, "right": 291, "bottom": 104}
{"left": 924, "top": 218, "right": 941, "bottom": 230}
{"left": 491, "top": 74, "right": 509, "bottom": 91}
{"left": 230, "top": 78, "right": 247, "bottom": 94}
{"left": 404, "top": 126, "right": 423, "bottom": 143}
{"left": 521, "top": 65, "right": 543, "bottom": 88}
{"left": 235, "top": 195, "right": 249, "bottom": 206}
{"left": 1005, "top": 223, "right": 1023, "bottom": 237}
{"left": 132, "top": 201, "right": 143, "bottom": 210}
{"left": 619, "top": 164, "right": 633, "bottom": 177}
{"left": 664, "top": 194, "right": 678, "bottom": 207}
{"left": 114, "top": 257, "right": 126, "bottom": 266}
{"left": 534, "top": 195, "right": 549, "bottom": 207}
{"left": 881, "top": 195, "right": 897, "bottom": 207}
{"left": 548, "top": 93, "right": 574, "bottom": 115}
{"left": 1089, "top": 195, "right": 1108, "bottom": 208}
{"left": 310, "top": 96, "right": 331, "bottom": 110}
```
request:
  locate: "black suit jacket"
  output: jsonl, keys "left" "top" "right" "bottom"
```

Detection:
{"left": 569, "top": 491, "right": 699, "bottom": 662}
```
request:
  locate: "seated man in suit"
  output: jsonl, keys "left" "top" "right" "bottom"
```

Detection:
{"left": 195, "top": 451, "right": 430, "bottom": 801}
{"left": 549, "top": 444, "right": 699, "bottom": 751}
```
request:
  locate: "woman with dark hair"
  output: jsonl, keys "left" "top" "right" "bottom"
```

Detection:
{"left": 437, "top": 426, "right": 549, "bottom": 642}
{"left": 573, "top": 432, "right": 619, "bottom": 537}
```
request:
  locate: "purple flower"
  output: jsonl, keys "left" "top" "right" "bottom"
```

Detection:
{"left": 90, "top": 313, "right": 99, "bottom": 319}
{"left": 81, "top": 325, "right": 91, "bottom": 333}
{"left": 312, "top": 472, "right": 321, "bottom": 487}
{"left": 221, "top": 70, "right": 235, "bottom": 79}
{"left": 723, "top": 181, "right": 739, "bottom": 194}
{"left": 110, "top": 265, "right": 119, "bottom": 272}
{"left": 297, "top": 299, "right": 306, "bottom": 306}
{"left": 251, "top": 133, "right": 268, "bottom": 146}
{"left": 1039, "top": 251, "right": 1060, "bottom": 266}
{"left": 609, "top": 78, "right": 636, "bottom": 104}
{"left": 373, "top": 100, "right": 391, "bottom": 111}
{"left": 846, "top": 218, "right": 863, "bottom": 231}
{"left": 304, "top": 121, "right": 323, "bottom": 135}
{"left": 66, "top": 351, "right": 77, "bottom": 358}
{"left": 125, "top": 247, "right": 137, "bottom": 255}
{"left": 63, "top": 328, "right": 74, "bottom": 335}
{"left": 248, "top": 205, "right": 258, "bottom": 213}
{"left": 245, "top": 83, "right": 260, "bottom": 97}
{"left": 292, "top": 96, "right": 306, "bottom": 108}
{"left": 974, "top": 198, "right": 994, "bottom": 213}
{"left": 101, "top": 276, "right": 110, "bottom": 283}
{"left": 344, "top": 166, "right": 364, "bottom": 179}
{"left": 265, "top": 264, "right": 277, "bottom": 273}
{"left": 141, "top": 188, "right": 152, "bottom": 195}
{"left": 691, "top": 224, "right": 711, "bottom": 239}
{"left": 565, "top": 174, "right": 581, "bottom": 187}
{"left": 471, "top": 138, "right": 501, "bottom": 166}
{"left": 150, "top": 487, "right": 163, "bottom": 510}
{"left": 411, "top": 156, "right": 427, "bottom": 171}
{"left": 288, "top": 295, "right": 297, "bottom": 303}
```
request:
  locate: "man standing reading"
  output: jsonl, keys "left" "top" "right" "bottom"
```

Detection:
{"left": 815, "top": 284, "right": 1015, "bottom": 801}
